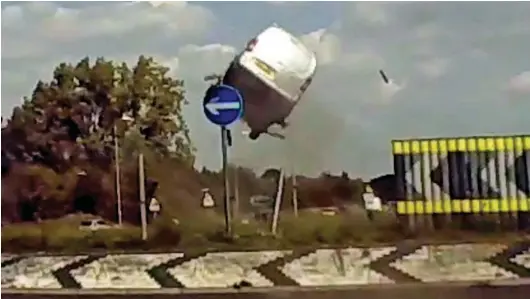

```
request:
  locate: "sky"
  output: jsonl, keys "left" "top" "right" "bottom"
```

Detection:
{"left": 2, "top": 1, "right": 530, "bottom": 179}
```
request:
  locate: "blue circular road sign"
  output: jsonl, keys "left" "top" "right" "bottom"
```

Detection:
{"left": 203, "top": 84, "right": 243, "bottom": 127}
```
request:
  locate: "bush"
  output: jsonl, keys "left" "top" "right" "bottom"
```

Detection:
{"left": 44, "top": 226, "right": 91, "bottom": 252}
{"left": 2, "top": 224, "right": 46, "bottom": 251}
{"left": 1, "top": 220, "right": 145, "bottom": 253}
{"left": 280, "top": 211, "right": 362, "bottom": 246}
{"left": 147, "top": 216, "right": 181, "bottom": 248}
{"left": 2, "top": 208, "right": 528, "bottom": 254}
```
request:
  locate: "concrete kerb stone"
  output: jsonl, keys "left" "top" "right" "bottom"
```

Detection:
{"left": 2, "top": 282, "right": 530, "bottom": 299}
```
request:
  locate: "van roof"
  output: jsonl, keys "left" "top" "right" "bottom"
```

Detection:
{"left": 256, "top": 25, "right": 315, "bottom": 65}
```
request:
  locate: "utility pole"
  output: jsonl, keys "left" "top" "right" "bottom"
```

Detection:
{"left": 271, "top": 168, "right": 285, "bottom": 235}
{"left": 114, "top": 124, "right": 123, "bottom": 226}
{"left": 113, "top": 115, "right": 134, "bottom": 226}
{"left": 139, "top": 153, "right": 148, "bottom": 240}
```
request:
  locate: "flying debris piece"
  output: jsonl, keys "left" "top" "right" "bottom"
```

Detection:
{"left": 379, "top": 69, "right": 390, "bottom": 84}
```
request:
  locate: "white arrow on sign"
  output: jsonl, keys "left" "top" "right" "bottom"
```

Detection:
{"left": 206, "top": 97, "right": 241, "bottom": 115}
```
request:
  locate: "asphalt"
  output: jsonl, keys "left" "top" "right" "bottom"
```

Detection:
{"left": 3, "top": 281, "right": 530, "bottom": 299}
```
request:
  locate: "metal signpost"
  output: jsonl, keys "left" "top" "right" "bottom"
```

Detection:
{"left": 203, "top": 83, "right": 243, "bottom": 236}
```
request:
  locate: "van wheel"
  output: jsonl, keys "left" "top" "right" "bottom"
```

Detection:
{"left": 249, "top": 131, "right": 260, "bottom": 140}
{"left": 277, "top": 120, "right": 288, "bottom": 128}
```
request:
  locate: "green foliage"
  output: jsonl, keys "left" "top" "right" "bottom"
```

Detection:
{"left": 11, "top": 55, "right": 194, "bottom": 165}
{"left": 5, "top": 55, "right": 525, "bottom": 251}
{"left": 147, "top": 216, "right": 182, "bottom": 248}
{"left": 4, "top": 208, "right": 525, "bottom": 254}
{"left": 1, "top": 224, "right": 46, "bottom": 251}
{"left": 2, "top": 55, "right": 198, "bottom": 225}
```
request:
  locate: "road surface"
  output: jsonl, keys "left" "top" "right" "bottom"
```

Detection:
{"left": 3, "top": 281, "right": 530, "bottom": 299}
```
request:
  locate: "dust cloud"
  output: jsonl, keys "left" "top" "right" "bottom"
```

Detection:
{"left": 230, "top": 90, "right": 346, "bottom": 177}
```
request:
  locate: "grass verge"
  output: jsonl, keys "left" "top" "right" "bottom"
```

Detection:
{"left": 2, "top": 207, "right": 529, "bottom": 254}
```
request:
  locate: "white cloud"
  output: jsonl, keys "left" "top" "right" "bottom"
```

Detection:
{"left": 176, "top": 44, "right": 236, "bottom": 81}
{"left": 1, "top": 5, "right": 24, "bottom": 25}
{"left": 507, "top": 71, "right": 530, "bottom": 94}
{"left": 468, "top": 48, "right": 488, "bottom": 60}
{"left": 0, "top": 1, "right": 220, "bottom": 115}
{"left": 180, "top": 44, "right": 236, "bottom": 56}
{"left": 416, "top": 58, "right": 450, "bottom": 79}
{"left": 410, "top": 23, "right": 449, "bottom": 56}
{"left": 413, "top": 23, "right": 445, "bottom": 41}
{"left": 352, "top": 2, "right": 389, "bottom": 26}
{"left": 1, "top": 1, "right": 214, "bottom": 59}
{"left": 342, "top": 51, "right": 384, "bottom": 71}
{"left": 267, "top": 1, "right": 291, "bottom": 5}
{"left": 300, "top": 29, "right": 342, "bottom": 65}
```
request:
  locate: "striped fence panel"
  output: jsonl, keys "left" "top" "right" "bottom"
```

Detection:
{"left": 392, "top": 135, "right": 530, "bottom": 217}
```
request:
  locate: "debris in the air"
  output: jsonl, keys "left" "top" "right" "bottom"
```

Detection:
{"left": 378, "top": 69, "right": 406, "bottom": 101}
{"left": 379, "top": 69, "right": 390, "bottom": 84}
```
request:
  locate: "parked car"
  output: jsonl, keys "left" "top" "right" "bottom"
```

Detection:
{"left": 222, "top": 24, "right": 318, "bottom": 140}
{"left": 78, "top": 218, "right": 114, "bottom": 231}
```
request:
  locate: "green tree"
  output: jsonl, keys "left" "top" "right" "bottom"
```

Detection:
{"left": 2, "top": 56, "right": 195, "bottom": 224}
{"left": 20, "top": 56, "right": 195, "bottom": 164}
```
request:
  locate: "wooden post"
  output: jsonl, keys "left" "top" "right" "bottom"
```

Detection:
{"left": 292, "top": 172, "right": 298, "bottom": 217}
{"left": 114, "top": 124, "right": 123, "bottom": 226}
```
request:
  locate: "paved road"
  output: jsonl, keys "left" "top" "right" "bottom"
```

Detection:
{"left": 3, "top": 281, "right": 530, "bottom": 299}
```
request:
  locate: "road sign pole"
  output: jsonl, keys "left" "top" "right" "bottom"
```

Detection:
{"left": 234, "top": 165, "right": 240, "bottom": 219}
{"left": 202, "top": 82, "right": 243, "bottom": 237}
{"left": 221, "top": 126, "right": 232, "bottom": 236}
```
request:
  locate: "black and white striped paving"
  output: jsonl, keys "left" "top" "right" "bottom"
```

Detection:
{"left": 2, "top": 242, "right": 530, "bottom": 289}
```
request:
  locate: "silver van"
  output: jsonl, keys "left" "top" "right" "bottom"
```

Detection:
{"left": 223, "top": 25, "right": 318, "bottom": 140}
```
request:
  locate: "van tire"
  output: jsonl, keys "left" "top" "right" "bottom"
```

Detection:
{"left": 249, "top": 131, "right": 260, "bottom": 140}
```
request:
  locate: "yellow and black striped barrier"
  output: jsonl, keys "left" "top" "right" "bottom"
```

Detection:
{"left": 392, "top": 135, "right": 530, "bottom": 215}
{"left": 392, "top": 135, "right": 530, "bottom": 154}
{"left": 397, "top": 199, "right": 530, "bottom": 214}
